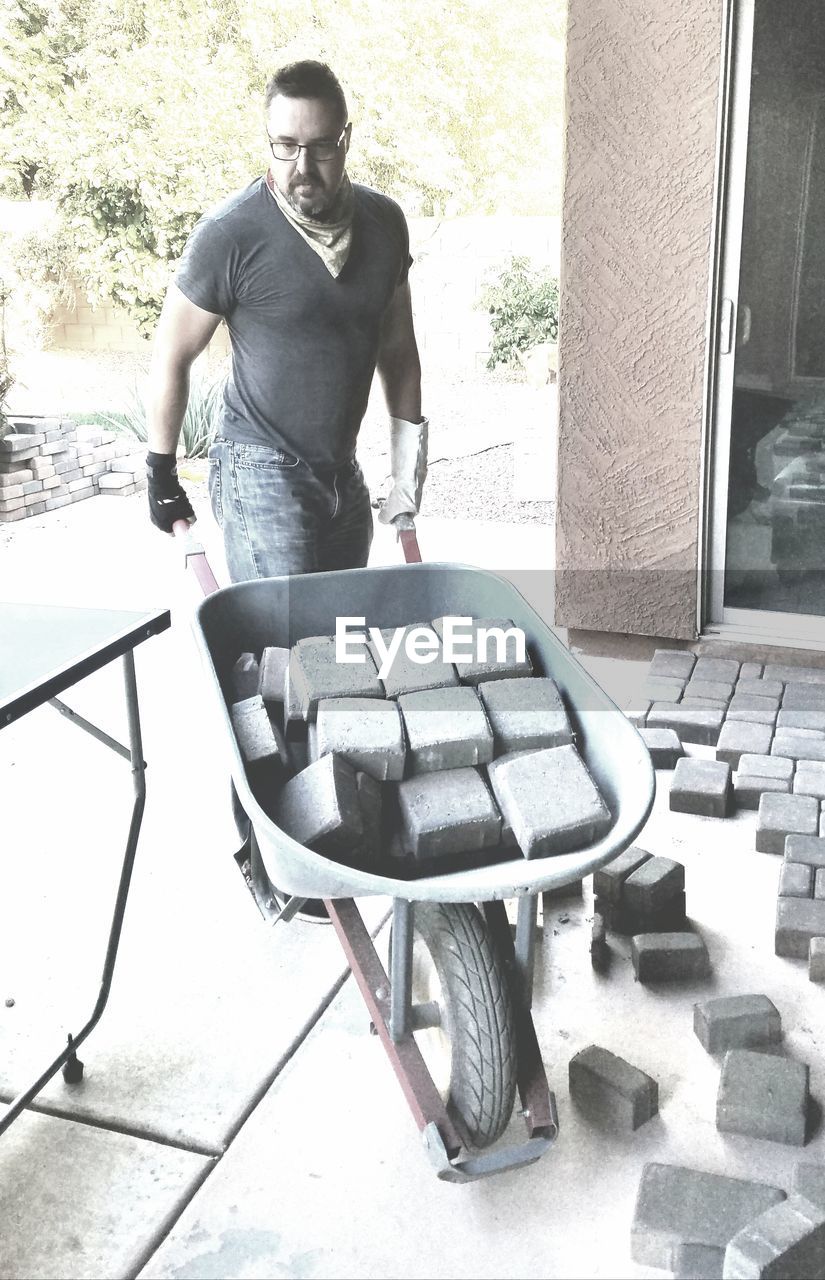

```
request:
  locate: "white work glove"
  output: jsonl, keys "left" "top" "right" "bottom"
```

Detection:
{"left": 377, "top": 416, "right": 428, "bottom": 525}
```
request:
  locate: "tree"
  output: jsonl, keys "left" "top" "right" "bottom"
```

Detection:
{"left": 0, "top": 0, "right": 566, "bottom": 332}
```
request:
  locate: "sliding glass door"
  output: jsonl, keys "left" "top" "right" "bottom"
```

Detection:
{"left": 708, "top": 0, "right": 825, "bottom": 643}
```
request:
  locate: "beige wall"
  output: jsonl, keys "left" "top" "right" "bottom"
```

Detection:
{"left": 555, "top": 0, "right": 724, "bottom": 639}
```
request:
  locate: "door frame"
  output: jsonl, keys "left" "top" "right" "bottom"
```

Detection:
{"left": 702, "top": 0, "right": 825, "bottom": 648}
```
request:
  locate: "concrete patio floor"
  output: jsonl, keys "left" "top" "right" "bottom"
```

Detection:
{"left": 1, "top": 491, "right": 823, "bottom": 1279}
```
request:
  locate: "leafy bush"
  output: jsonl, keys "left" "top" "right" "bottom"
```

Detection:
{"left": 480, "top": 256, "right": 559, "bottom": 371}
{"left": 98, "top": 373, "right": 225, "bottom": 459}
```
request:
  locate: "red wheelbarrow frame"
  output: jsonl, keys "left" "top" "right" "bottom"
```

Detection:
{"left": 175, "top": 517, "right": 558, "bottom": 1181}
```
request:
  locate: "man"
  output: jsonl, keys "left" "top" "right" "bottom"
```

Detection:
{"left": 145, "top": 59, "right": 427, "bottom": 578}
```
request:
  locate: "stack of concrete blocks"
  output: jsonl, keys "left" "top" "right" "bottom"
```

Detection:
{"left": 590, "top": 845, "right": 711, "bottom": 982}
{"left": 226, "top": 618, "right": 614, "bottom": 873}
{"left": 631, "top": 1161, "right": 825, "bottom": 1278}
{"left": 0, "top": 418, "right": 146, "bottom": 522}
{"left": 774, "top": 834, "right": 825, "bottom": 978}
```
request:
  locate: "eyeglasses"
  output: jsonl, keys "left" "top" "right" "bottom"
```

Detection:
{"left": 267, "top": 125, "right": 348, "bottom": 163}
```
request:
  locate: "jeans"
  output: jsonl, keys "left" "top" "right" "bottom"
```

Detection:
{"left": 208, "top": 436, "right": 374, "bottom": 582}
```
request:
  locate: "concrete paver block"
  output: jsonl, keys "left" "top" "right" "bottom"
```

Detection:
{"left": 431, "top": 614, "right": 533, "bottom": 684}
{"left": 722, "top": 1194, "right": 825, "bottom": 1278}
{"left": 782, "top": 682, "right": 825, "bottom": 710}
{"left": 792, "top": 761, "right": 825, "bottom": 799}
{"left": 771, "top": 730, "right": 825, "bottom": 763}
{"left": 592, "top": 846, "right": 652, "bottom": 903}
{"left": 809, "top": 937, "right": 825, "bottom": 983}
{"left": 717, "top": 721, "right": 774, "bottom": 768}
{"left": 290, "top": 634, "right": 383, "bottom": 721}
{"left": 681, "top": 696, "right": 729, "bottom": 712}
{"left": 785, "top": 834, "right": 825, "bottom": 868}
{"left": 793, "top": 1162, "right": 825, "bottom": 1208}
{"left": 816, "top": 869, "right": 825, "bottom": 899}
{"left": 738, "top": 753, "right": 794, "bottom": 780}
{"left": 684, "top": 678, "right": 736, "bottom": 703}
{"left": 259, "top": 645, "right": 290, "bottom": 704}
{"left": 477, "top": 675, "right": 574, "bottom": 754}
{"left": 367, "top": 623, "right": 458, "bottom": 698}
{"left": 765, "top": 664, "right": 825, "bottom": 686}
{"left": 623, "top": 856, "right": 685, "bottom": 913}
{"left": 487, "top": 744, "right": 611, "bottom": 857}
{"left": 741, "top": 662, "right": 764, "bottom": 679}
{"left": 670, "top": 757, "right": 732, "bottom": 817}
{"left": 733, "top": 774, "right": 791, "bottom": 810}
{"left": 641, "top": 677, "right": 685, "bottom": 703}
{"left": 397, "top": 767, "right": 502, "bottom": 858}
{"left": 775, "top": 897, "right": 825, "bottom": 958}
{"left": 779, "top": 862, "right": 814, "bottom": 898}
{"left": 692, "top": 657, "right": 741, "bottom": 683}
{"left": 639, "top": 727, "right": 683, "bottom": 769}
{"left": 648, "top": 649, "right": 696, "bottom": 680}
{"left": 778, "top": 708, "right": 825, "bottom": 733}
{"left": 276, "top": 753, "right": 363, "bottom": 855}
{"left": 595, "top": 890, "right": 687, "bottom": 937}
{"left": 647, "top": 702, "right": 726, "bottom": 745}
{"left": 736, "top": 679, "right": 784, "bottom": 700}
{"left": 398, "top": 685, "right": 494, "bottom": 773}
{"left": 630, "top": 1162, "right": 786, "bottom": 1270}
{"left": 693, "top": 995, "right": 782, "bottom": 1054}
{"left": 230, "top": 695, "right": 288, "bottom": 767}
{"left": 716, "top": 1049, "right": 809, "bottom": 1146}
{"left": 631, "top": 932, "right": 710, "bottom": 982}
{"left": 568, "top": 1044, "right": 658, "bottom": 1131}
{"left": 671, "top": 1241, "right": 727, "bottom": 1279}
{"left": 312, "top": 697, "right": 405, "bottom": 782}
{"left": 591, "top": 911, "right": 609, "bottom": 972}
{"left": 756, "top": 792, "right": 819, "bottom": 854}
{"left": 725, "top": 695, "right": 780, "bottom": 727}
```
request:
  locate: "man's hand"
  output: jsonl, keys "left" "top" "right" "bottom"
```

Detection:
{"left": 146, "top": 451, "right": 195, "bottom": 533}
{"left": 377, "top": 416, "right": 428, "bottom": 525}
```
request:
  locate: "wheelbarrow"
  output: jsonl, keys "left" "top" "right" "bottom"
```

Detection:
{"left": 176, "top": 518, "right": 655, "bottom": 1181}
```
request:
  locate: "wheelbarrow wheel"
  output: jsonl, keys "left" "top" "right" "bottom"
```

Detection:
{"left": 411, "top": 902, "right": 518, "bottom": 1150}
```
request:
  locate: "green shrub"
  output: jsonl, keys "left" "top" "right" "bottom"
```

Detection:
{"left": 97, "top": 373, "right": 225, "bottom": 460}
{"left": 480, "top": 255, "right": 559, "bottom": 371}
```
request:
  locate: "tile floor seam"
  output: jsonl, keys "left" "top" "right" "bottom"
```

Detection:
{"left": 128, "top": 904, "right": 393, "bottom": 1278}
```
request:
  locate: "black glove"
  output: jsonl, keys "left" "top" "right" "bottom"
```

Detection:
{"left": 146, "top": 451, "right": 194, "bottom": 533}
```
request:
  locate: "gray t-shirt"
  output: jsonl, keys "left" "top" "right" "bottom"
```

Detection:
{"left": 175, "top": 178, "right": 411, "bottom": 467}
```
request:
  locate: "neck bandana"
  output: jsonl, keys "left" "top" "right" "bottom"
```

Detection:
{"left": 265, "top": 169, "right": 355, "bottom": 278}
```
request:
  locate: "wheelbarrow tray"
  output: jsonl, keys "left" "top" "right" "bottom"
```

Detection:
{"left": 192, "top": 562, "right": 654, "bottom": 902}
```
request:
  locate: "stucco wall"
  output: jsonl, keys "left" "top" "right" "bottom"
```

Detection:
{"left": 555, "top": 0, "right": 724, "bottom": 639}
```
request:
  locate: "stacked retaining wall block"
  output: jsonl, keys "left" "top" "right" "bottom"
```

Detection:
{"left": 227, "top": 619, "right": 614, "bottom": 876}
{"left": 0, "top": 417, "right": 146, "bottom": 521}
{"left": 590, "top": 845, "right": 711, "bottom": 981}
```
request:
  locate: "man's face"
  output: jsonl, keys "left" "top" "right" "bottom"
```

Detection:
{"left": 266, "top": 95, "right": 350, "bottom": 219}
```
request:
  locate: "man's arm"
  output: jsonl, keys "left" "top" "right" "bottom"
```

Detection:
{"left": 374, "top": 279, "right": 427, "bottom": 525}
{"left": 147, "top": 284, "right": 223, "bottom": 453}
{"left": 375, "top": 279, "right": 422, "bottom": 423}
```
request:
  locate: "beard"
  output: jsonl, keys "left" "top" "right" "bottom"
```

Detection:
{"left": 285, "top": 175, "right": 338, "bottom": 220}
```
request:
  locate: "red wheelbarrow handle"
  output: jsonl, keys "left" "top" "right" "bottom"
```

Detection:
{"left": 393, "top": 513, "right": 422, "bottom": 564}
{"left": 172, "top": 519, "right": 220, "bottom": 597}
